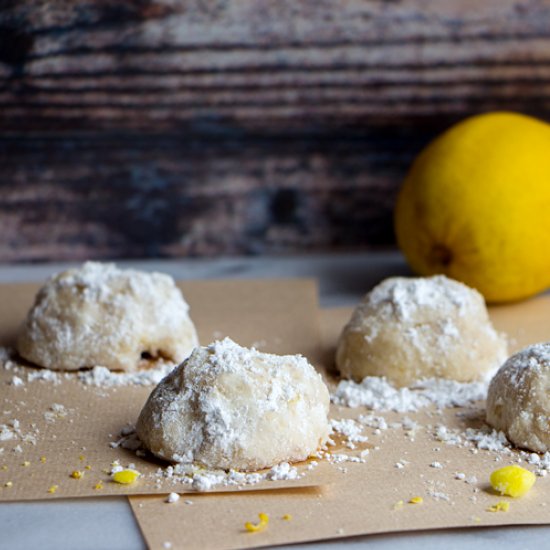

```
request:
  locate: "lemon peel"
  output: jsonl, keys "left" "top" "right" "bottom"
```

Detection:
{"left": 409, "top": 496, "right": 423, "bottom": 504}
{"left": 282, "top": 514, "right": 292, "bottom": 521}
{"left": 112, "top": 469, "right": 141, "bottom": 484}
{"left": 245, "top": 513, "right": 269, "bottom": 533}
{"left": 487, "top": 501, "right": 510, "bottom": 513}
{"left": 70, "top": 470, "right": 83, "bottom": 480}
{"left": 490, "top": 465, "right": 536, "bottom": 498}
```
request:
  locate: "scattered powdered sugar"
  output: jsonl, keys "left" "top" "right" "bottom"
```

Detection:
{"left": 43, "top": 403, "right": 71, "bottom": 423}
{"left": 332, "top": 376, "right": 487, "bottom": 412}
{"left": 0, "top": 418, "right": 38, "bottom": 445}
{"left": 1, "top": 346, "right": 177, "bottom": 388}
{"left": 153, "top": 461, "right": 302, "bottom": 492}
{"left": 330, "top": 418, "right": 369, "bottom": 449}
{"left": 433, "top": 422, "right": 510, "bottom": 453}
{"left": 265, "top": 461, "right": 299, "bottom": 481}
{"left": 9, "top": 376, "right": 24, "bottom": 387}
{"left": 165, "top": 492, "right": 180, "bottom": 503}
{"left": 78, "top": 363, "right": 175, "bottom": 387}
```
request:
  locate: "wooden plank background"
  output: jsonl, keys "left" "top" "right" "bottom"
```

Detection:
{"left": 1, "top": 0, "right": 550, "bottom": 261}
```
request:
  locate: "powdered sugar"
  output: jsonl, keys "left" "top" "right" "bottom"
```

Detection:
{"left": 152, "top": 460, "right": 302, "bottom": 492}
{"left": 1, "top": 346, "right": 178, "bottom": 388}
{"left": 365, "top": 275, "right": 470, "bottom": 323}
{"left": 332, "top": 376, "right": 487, "bottom": 412}
{"left": 78, "top": 363, "right": 175, "bottom": 387}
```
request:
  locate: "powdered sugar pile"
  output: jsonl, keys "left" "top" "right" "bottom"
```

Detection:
{"left": 150, "top": 460, "right": 302, "bottom": 492}
{"left": 78, "top": 363, "right": 175, "bottom": 387}
{"left": 332, "top": 376, "right": 487, "bottom": 412}
{"left": 1, "top": 346, "right": 178, "bottom": 388}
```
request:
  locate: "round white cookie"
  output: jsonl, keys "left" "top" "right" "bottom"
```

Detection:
{"left": 336, "top": 275, "right": 507, "bottom": 387}
{"left": 136, "top": 338, "right": 330, "bottom": 471}
{"left": 17, "top": 262, "right": 198, "bottom": 371}
{"left": 487, "top": 343, "right": 550, "bottom": 452}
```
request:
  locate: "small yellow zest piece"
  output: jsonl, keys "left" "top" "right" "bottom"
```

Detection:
{"left": 1, "top": 465, "right": 7, "bottom": 471}
{"left": 393, "top": 500, "right": 404, "bottom": 510}
{"left": 40, "top": 456, "right": 47, "bottom": 463}
{"left": 245, "top": 513, "right": 269, "bottom": 533}
{"left": 112, "top": 469, "right": 141, "bottom": 485}
{"left": 79, "top": 455, "right": 85, "bottom": 461}
{"left": 490, "top": 465, "right": 536, "bottom": 498}
{"left": 48, "top": 485, "right": 58, "bottom": 494}
{"left": 409, "top": 496, "right": 423, "bottom": 504}
{"left": 22, "top": 461, "right": 31, "bottom": 467}
{"left": 5, "top": 481, "right": 13, "bottom": 488}
{"left": 70, "top": 470, "right": 83, "bottom": 480}
{"left": 282, "top": 514, "right": 292, "bottom": 521}
{"left": 85, "top": 465, "right": 92, "bottom": 471}
{"left": 487, "top": 501, "right": 510, "bottom": 513}
{"left": 94, "top": 481, "right": 104, "bottom": 490}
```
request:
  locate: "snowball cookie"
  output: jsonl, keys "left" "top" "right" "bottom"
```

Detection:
{"left": 16, "top": 262, "right": 198, "bottom": 371}
{"left": 136, "top": 338, "right": 330, "bottom": 471}
{"left": 336, "top": 275, "right": 507, "bottom": 387}
{"left": 487, "top": 343, "right": 550, "bottom": 452}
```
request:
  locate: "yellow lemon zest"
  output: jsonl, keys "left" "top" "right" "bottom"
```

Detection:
{"left": 487, "top": 501, "right": 510, "bottom": 513}
{"left": 47, "top": 485, "right": 58, "bottom": 494}
{"left": 94, "top": 481, "right": 104, "bottom": 490}
{"left": 70, "top": 470, "right": 83, "bottom": 480}
{"left": 245, "top": 513, "right": 269, "bottom": 533}
{"left": 490, "top": 465, "right": 536, "bottom": 498}
{"left": 409, "top": 496, "right": 423, "bottom": 504}
{"left": 112, "top": 469, "right": 140, "bottom": 484}
{"left": 282, "top": 514, "right": 292, "bottom": 521}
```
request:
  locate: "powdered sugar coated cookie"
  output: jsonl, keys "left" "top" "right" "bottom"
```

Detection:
{"left": 336, "top": 275, "right": 507, "bottom": 387}
{"left": 137, "top": 338, "right": 330, "bottom": 471}
{"left": 487, "top": 343, "right": 550, "bottom": 452}
{"left": 17, "top": 262, "right": 198, "bottom": 371}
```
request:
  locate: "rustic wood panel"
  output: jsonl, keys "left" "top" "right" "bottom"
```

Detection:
{"left": 2, "top": 0, "right": 550, "bottom": 130}
{"left": 1, "top": 0, "right": 550, "bottom": 261}
{"left": 0, "top": 125, "right": 426, "bottom": 261}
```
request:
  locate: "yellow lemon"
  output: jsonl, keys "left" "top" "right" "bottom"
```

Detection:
{"left": 395, "top": 112, "right": 550, "bottom": 303}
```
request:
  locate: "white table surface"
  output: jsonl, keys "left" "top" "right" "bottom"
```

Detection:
{"left": 1, "top": 252, "right": 548, "bottom": 550}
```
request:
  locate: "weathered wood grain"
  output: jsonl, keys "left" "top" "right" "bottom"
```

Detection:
{"left": 0, "top": 124, "right": 427, "bottom": 261}
{"left": 1, "top": 1, "right": 550, "bottom": 261}
{"left": 1, "top": 0, "right": 550, "bottom": 130}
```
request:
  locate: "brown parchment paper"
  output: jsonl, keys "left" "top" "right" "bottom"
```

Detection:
{"left": 130, "top": 296, "right": 550, "bottom": 550}
{"left": 0, "top": 279, "right": 333, "bottom": 501}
